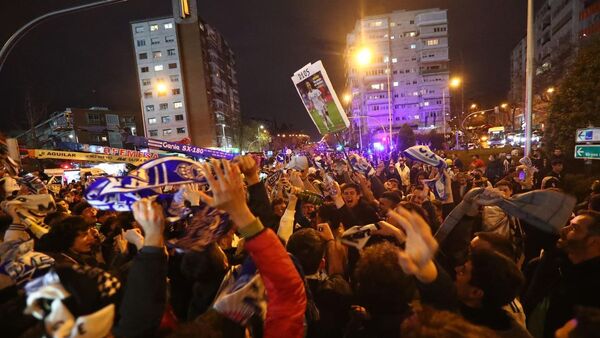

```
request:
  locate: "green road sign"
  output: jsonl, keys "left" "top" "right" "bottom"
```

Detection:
{"left": 574, "top": 145, "right": 600, "bottom": 160}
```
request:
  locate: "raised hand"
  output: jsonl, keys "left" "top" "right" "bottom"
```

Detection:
{"left": 234, "top": 155, "right": 260, "bottom": 186}
{"left": 124, "top": 228, "right": 145, "bottom": 250}
{"left": 132, "top": 199, "right": 165, "bottom": 247}
{"left": 198, "top": 160, "right": 255, "bottom": 229}
{"left": 289, "top": 171, "right": 305, "bottom": 189}
{"left": 388, "top": 207, "right": 438, "bottom": 282}
{"left": 181, "top": 184, "right": 202, "bottom": 206}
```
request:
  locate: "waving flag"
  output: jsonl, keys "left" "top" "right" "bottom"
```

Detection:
{"left": 403, "top": 145, "right": 448, "bottom": 200}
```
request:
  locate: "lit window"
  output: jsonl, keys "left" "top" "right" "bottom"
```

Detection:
{"left": 161, "top": 116, "right": 171, "bottom": 124}
{"left": 145, "top": 105, "right": 154, "bottom": 112}
{"left": 154, "top": 64, "right": 163, "bottom": 71}
{"left": 390, "top": 35, "right": 395, "bottom": 40}
{"left": 159, "top": 103, "right": 168, "bottom": 110}
{"left": 413, "top": 91, "right": 419, "bottom": 96}
{"left": 165, "top": 35, "right": 175, "bottom": 43}
{"left": 172, "top": 88, "right": 181, "bottom": 95}
{"left": 153, "top": 51, "right": 162, "bottom": 59}
{"left": 149, "top": 130, "right": 158, "bottom": 137}
{"left": 410, "top": 44, "right": 417, "bottom": 49}
{"left": 148, "top": 117, "right": 157, "bottom": 124}
{"left": 424, "top": 102, "right": 430, "bottom": 106}
{"left": 164, "top": 23, "right": 173, "bottom": 29}
{"left": 409, "top": 32, "right": 416, "bottom": 37}
{"left": 136, "top": 40, "right": 146, "bottom": 47}
{"left": 414, "top": 115, "right": 420, "bottom": 119}
{"left": 170, "top": 74, "right": 179, "bottom": 82}
{"left": 168, "top": 63, "right": 177, "bottom": 69}
{"left": 383, "top": 56, "right": 389, "bottom": 63}
{"left": 163, "top": 129, "right": 172, "bottom": 136}
{"left": 175, "top": 114, "right": 184, "bottom": 121}
{"left": 135, "top": 26, "right": 144, "bottom": 33}
{"left": 151, "top": 37, "right": 160, "bottom": 45}
{"left": 142, "top": 79, "right": 151, "bottom": 86}
{"left": 144, "top": 91, "right": 152, "bottom": 98}
{"left": 139, "top": 53, "right": 148, "bottom": 60}
{"left": 101, "top": 136, "right": 108, "bottom": 142}
{"left": 150, "top": 24, "right": 159, "bottom": 31}
{"left": 371, "top": 84, "right": 381, "bottom": 90}
{"left": 141, "top": 66, "right": 149, "bottom": 73}
{"left": 426, "top": 39, "right": 439, "bottom": 46}
{"left": 167, "top": 49, "right": 176, "bottom": 56}
{"left": 393, "top": 81, "right": 399, "bottom": 87}
{"left": 177, "top": 127, "right": 186, "bottom": 134}
{"left": 174, "top": 101, "right": 183, "bottom": 108}
{"left": 392, "top": 58, "right": 398, "bottom": 63}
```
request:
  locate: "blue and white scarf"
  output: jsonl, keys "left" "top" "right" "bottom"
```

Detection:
{"left": 85, "top": 157, "right": 208, "bottom": 211}
{"left": 403, "top": 145, "right": 448, "bottom": 200}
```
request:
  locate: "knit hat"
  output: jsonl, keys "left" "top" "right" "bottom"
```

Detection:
{"left": 24, "top": 264, "right": 122, "bottom": 338}
{"left": 0, "top": 239, "right": 54, "bottom": 288}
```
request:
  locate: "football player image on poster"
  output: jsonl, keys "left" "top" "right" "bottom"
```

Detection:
{"left": 292, "top": 61, "right": 350, "bottom": 135}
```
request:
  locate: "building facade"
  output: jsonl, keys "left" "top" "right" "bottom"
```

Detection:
{"left": 131, "top": 16, "right": 241, "bottom": 149}
{"left": 16, "top": 107, "right": 142, "bottom": 149}
{"left": 345, "top": 8, "right": 450, "bottom": 149}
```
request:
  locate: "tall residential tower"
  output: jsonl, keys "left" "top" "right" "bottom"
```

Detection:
{"left": 346, "top": 8, "right": 450, "bottom": 148}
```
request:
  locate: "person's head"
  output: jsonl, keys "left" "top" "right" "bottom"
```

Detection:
{"left": 301, "top": 202, "right": 316, "bottom": 220}
{"left": 541, "top": 176, "right": 561, "bottom": 190}
{"left": 454, "top": 248, "right": 524, "bottom": 309}
{"left": 305, "top": 82, "right": 313, "bottom": 90}
{"left": 354, "top": 242, "right": 416, "bottom": 316}
{"left": 410, "top": 185, "right": 427, "bottom": 206}
{"left": 554, "top": 148, "right": 562, "bottom": 157}
{"left": 589, "top": 194, "right": 600, "bottom": 213}
{"left": 557, "top": 211, "right": 600, "bottom": 264}
{"left": 54, "top": 199, "right": 70, "bottom": 213}
{"left": 471, "top": 155, "right": 480, "bottom": 160}
{"left": 286, "top": 228, "right": 325, "bottom": 275}
{"left": 456, "top": 172, "right": 467, "bottom": 185}
{"left": 416, "top": 172, "right": 427, "bottom": 184}
{"left": 317, "top": 204, "right": 342, "bottom": 234}
{"left": 488, "top": 154, "right": 496, "bottom": 161}
{"left": 385, "top": 178, "right": 400, "bottom": 191}
{"left": 398, "top": 158, "right": 406, "bottom": 166}
{"left": 271, "top": 198, "right": 286, "bottom": 218}
{"left": 401, "top": 306, "right": 498, "bottom": 338}
{"left": 551, "top": 158, "right": 564, "bottom": 173}
{"left": 470, "top": 232, "right": 516, "bottom": 262}
{"left": 494, "top": 180, "right": 513, "bottom": 198}
{"left": 379, "top": 191, "right": 402, "bottom": 214}
{"left": 41, "top": 216, "right": 94, "bottom": 254}
{"left": 341, "top": 183, "right": 361, "bottom": 208}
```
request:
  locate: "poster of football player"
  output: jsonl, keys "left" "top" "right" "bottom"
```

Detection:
{"left": 292, "top": 61, "right": 350, "bottom": 135}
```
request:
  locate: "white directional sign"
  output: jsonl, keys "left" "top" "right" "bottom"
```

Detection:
{"left": 576, "top": 128, "right": 600, "bottom": 143}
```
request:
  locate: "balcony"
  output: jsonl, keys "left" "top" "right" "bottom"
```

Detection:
{"left": 415, "top": 11, "right": 447, "bottom": 27}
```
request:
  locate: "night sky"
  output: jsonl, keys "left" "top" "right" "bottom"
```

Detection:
{"left": 0, "top": 0, "right": 530, "bottom": 138}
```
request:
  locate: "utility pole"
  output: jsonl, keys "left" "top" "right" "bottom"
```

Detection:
{"left": 524, "top": 0, "right": 535, "bottom": 157}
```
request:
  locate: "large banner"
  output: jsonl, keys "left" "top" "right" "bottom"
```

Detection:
{"left": 292, "top": 61, "right": 349, "bottom": 135}
{"left": 27, "top": 149, "right": 147, "bottom": 165}
{"left": 57, "top": 142, "right": 159, "bottom": 159}
{"left": 147, "top": 138, "right": 233, "bottom": 160}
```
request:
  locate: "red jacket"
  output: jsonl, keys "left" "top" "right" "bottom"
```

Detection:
{"left": 245, "top": 227, "right": 307, "bottom": 338}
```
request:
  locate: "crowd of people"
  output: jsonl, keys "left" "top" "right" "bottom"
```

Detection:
{"left": 0, "top": 144, "right": 599, "bottom": 338}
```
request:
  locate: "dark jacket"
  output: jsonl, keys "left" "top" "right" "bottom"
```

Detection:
{"left": 114, "top": 246, "right": 168, "bottom": 338}
{"left": 337, "top": 200, "right": 380, "bottom": 227}
{"left": 247, "top": 181, "right": 279, "bottom": 230}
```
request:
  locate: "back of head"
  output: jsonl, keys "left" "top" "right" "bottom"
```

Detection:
{"left": 470, "top": 248, "right": 524, "bottom": 309}
{"left": 589, "top": 194, "right": 600, "bottom": 213}
{"left": 401, "top": 306, "right": 499, "bottom": 338}
{"left": 381, "top": 191, "right": 402, "bottom": 205}
{"left": 473, "top": 232, "right": 516, "bottom": 261}
{"left": 38, "top": 216, "right": 90, "bottom": 253}
{"left": 354, "top": 242, "right": 415, "bottom": 316}
{"left": 286, "top": 228, "right": 325, "bottom": 275}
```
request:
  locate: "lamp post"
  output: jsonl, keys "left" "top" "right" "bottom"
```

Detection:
{"left": 449, "top": 76, "right": 462, "bottom": 149}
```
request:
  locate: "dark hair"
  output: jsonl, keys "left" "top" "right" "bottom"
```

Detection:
{"left": 271, "top": 198, "right": 285, "bottom": 209}
{"left": 317, "top": 204, "right": 342, "bottom": 231}
{"left": 551, "top": 158, "right": 563, "bottom": 166}
{"left": 577, "top": 210, "right": 600, "bottom": 236}
{"left": 494, "top": 180, "right": 513, "bottom": 191}
{"left": 38, "top": 216, "right": 90, "bottom": 253}
{"left": 469, "top": 248, "right": 524, "bottom": 309}
{"left": 354, "top": 242, "right": 415, "bottom": 315}
{"left": 589, "top": 195, "right": 600, "bottom": 213}
{"left": 401, "top": 306, "right": 498, "bottom": 338}
{"left": 286, "top": 228, "right": 325, "bottom": 275}
{"left": 44, "top": 211, "right": 69, "bottom": 228}
{"left": 570, "top": 306, "right": 600, "bottom": 338}
{"left": 399, "top": 202, "right": 430, "bottom": 222}
{"left": 71, "top": 201, "right": 91, "bottom": 216}
{"left": 381, "top": 191, "right": 402, "bottom": 206}
{"left": 387, "top": 178, "right": 400, "bottom": 185}
{"left": 473, "top": 232, "right": 516, "bottom": 261}
{"left": 340, "top": 182, "right": 361, "bottom": 194}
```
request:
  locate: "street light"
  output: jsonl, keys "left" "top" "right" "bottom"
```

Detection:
{"left": 470, "top": 103, "right": 478, "bottom": 110}
{"left": 546, "top": 87, "right": 555, "bottom": 94}
{"left": 501, "top": 103, "right": 509, "bottom": 109}
{"left": 342, "top": 93, "right": 352, "bottom": 104}
{"left": 355, "top": 47, "right": 373, "bottom": 67}
{"left": 450, "top": 77, "right": 462, "bottom": 89}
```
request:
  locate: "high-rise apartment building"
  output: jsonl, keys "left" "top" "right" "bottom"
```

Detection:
{"left": 131, "top": 16, "right": 241, "bottom": 149}
{"left": 346, "top": 9, "right": 450, "bottom": 147}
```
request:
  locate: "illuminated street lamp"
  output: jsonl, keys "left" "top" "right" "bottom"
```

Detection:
{"left": 470, "top": 103, "right": 478, "bottom": 110}
{"left": 450, "top": 77, "right": 462, "bottom": 88}
{"left": 355, "top": 47, "right": 373, "bottom": 67}
{"left": 546, "top": 87, "right": 555, "bottom": 94}
{"left": 342, "top": 93, "right": 352, "bottom": 104}
{"left": 501, "top": 103, "right": 509, "bottom": 109}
